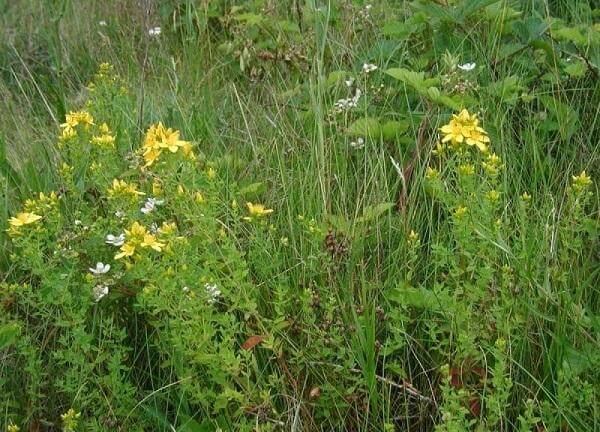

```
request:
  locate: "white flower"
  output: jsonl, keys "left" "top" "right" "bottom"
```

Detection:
{"left": 93, "top": 285, "right": 109, "bottom": 302}
{"left": 74, "top": 220, "right": 82, "bottom": 226}
{"left": 115, "top": 211, "right": 125, "bottom": 218}
{"left": 345, "top": 77, "right": 355, "bottom": 87}
{"left": 363, "top": 63, "right": 378, "bottom": 73}
{"left": 105, "top": 233, "right": 125, "bottom": 246}
{"left": 141, "top": 197, "right": 164, "bottom": 214}
{"left": 99, "top": 20, "right": 107, "bottom": 27}
{"left": 204, "top": 283, "right": 221, "bottom": 304}
{"left": 89, "top": 262, "right": 111, "bottom": 275}
{"left": 350, "top": 137, "right": 365, "bottom": 149}
{"left": 182, "top": 286, "right": 190, "bottom": 293}
{"left": 333, "top": 88, "right": 362, "bottom": 113}
{"left": 458, "top": 62, "right": 476, "bottom": 71}
{"left": 148, "top": 27, "right": 162, "bottom": 37}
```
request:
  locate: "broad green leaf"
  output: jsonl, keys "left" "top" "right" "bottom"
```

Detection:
{"left": 0, "top": 323, "right": 20, "bottom": 350}
{"left": 386, "top": 68, "right": 426, "bottom": 90}
{"left": 456, "top": 0, "right": 500, "bottom": 21}
{"left": 381, "top": 120, "right": 410, "bottom": 140}
{"left": 564, "top": 60, "right": 587, "bottom": 78}
{"left": 238, "top": 182, "right": 266, "bottom": 196}
{"left": 511, "top": 17, "right": 549, "bottom": 44}
{"left": 356, "top": 202, "right": 394, "bottom": 223}
{"left": 485, "top": 75, "right": 523, "bottom": 105}
{"left": 326, "top": 70, "right": 348, "bottom": 87}
{"left": 347, "top": 117, "right": 382, "bottom": 138}
{"left": 553, "top": 26, "right": 588, "bottom": 47}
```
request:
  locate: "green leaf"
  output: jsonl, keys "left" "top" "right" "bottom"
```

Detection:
{"left": 177, "top": 414, "right": 215, "bottom": 432}
{"left": 564, "top": 60, "right": 587, "bottom": 78}
{"left": 381, "top": 20, "right": 415, "bottom": 38}
{"left": 356, "top": 202, "right": 394, "bottom": 223}
{"left": 511, "top": 17, "right": 548, "bottom": 44}
{"left": 347, "top": 117, "right": 382, "bottom": 138}
{"left": 391, "top": 285, "right": 441, "bottom": 311}
{"left": 238, "top": 182, "right": 266, "bottom": 196}
{"left": 385, "top": 68, "right": 426, "bottom": 89}
{"left": 326, "top": 70, "right": 348, "bottom": 87}
{"left": 386, "top": 68, "right": 460, "bottom": 109}
{"left": 485, "top": 75, "right": 523, "bottom": 105}
{"left": 553, "top": 26, "right": 588, "bottom": 46}
{"left": 381, "top": 120, "right": 410, "bottom": 141}
{"left": 456, "top": 0, "right": 500, "bottom": 22}
{"left": 234, "top": 13, "right": 264, "bottom": 26}
{"left": 0, "top": 323, "right": 21, "bottom": 350}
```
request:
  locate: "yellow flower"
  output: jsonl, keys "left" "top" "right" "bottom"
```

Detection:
{"left": 458, "top": 164, "right": 475, "bottom": 176}
{"left": 425, "top": 167, "right": 439, "bottom": 180}
{"left": 486, "top": 189, "right": 500, "bottom": 202}
{"left": 60, "top": 408, "right": 81, "bottom": 432}
{"left": 140, "top": 234, "right": 164, "bottom": 252}
{"left": 408, "top": 230, "right": 420, "bottom": 246}
{"left": 9, "top": 212, "right": 42, "bottom": 227}
{"left": 61, "top": 110, "right": 94, "bottom": 130}
{"left": 115, "top": 243, "right": 136, "bottom": 260}
{"left": 91, "top": 123, "right": 116, "bottom": 148}
{"left": 440, "top": 109, "right": 490, "bottom": 153}
{"left": 521, "top": 192, "right": 531, "bottom": 202}
{"left": 207, "top": 167, "right": 217, "bottom": 180}
{"left": 108, "top": 179, "right": 145, "bottom": 198}
{"left": 152, "top": 179, "right": 163, "bottom": 196}
{"left": 158, "top": 221, "right": 177, "bottom": 235}
{"left": 194, "top": 192, "right": 205, "bottom": 204}
{"left": 7, "top": 422, "right": 20, "bottom": 432}
{"left": 243, "top": 202, "right": 274, "bottom": 221}
{"left": 431, "top": 141, "right": 446, "bottom": 156}
{"left": 114, "top": 221, "right": 166, "bottom": 259}
{"left": 125, "top": 221, "right": 148, "bottom": 241}
{"left": 482, "top": 153, "right": 503, "bottom": 176}
{"left": 453, "top": 205, "right": 468, "bottom": 219}
{"left": 572, "top": 170, "right": 592, "bottom": 193}
{"left": 60, "top": 126, "right": 77, "bottom": 141}
{"left": 140, "top": 123, "right": 191, "bottom": 167}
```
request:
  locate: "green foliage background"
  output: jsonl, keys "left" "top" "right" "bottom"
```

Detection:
{"left": 0, "top": 0, "right": 598, "bottom": 431}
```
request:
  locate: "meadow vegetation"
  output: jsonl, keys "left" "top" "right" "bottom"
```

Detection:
{"left": 0, "top": 0, "right": 598, "bottom": 431}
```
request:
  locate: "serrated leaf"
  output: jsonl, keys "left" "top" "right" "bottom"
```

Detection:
{"left": 385, "top": 68, "right": 426, "bottom": 90}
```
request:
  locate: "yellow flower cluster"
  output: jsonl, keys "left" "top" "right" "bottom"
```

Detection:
{"left": 440, "top": 109, "right": 490, "bottom": 153}
{"left": 572, "top": 170, "right": 592, "bottom": 193}
{"left": 7, "top": 192, "right": 59, "bottom": 237}
{"left": 140, "top": 123, "right": 195, "bottom": 167}
{"left": 91, "top": 123, "right": 116, "bottom": 148}
{"left": 425, "top": 166, "right": 440, "bottom": 180}
{"left": 115, "top": 222, "right": 165, "bottom": 260}
{"left": 60, "top": 110, "right": 94, "bottom": 140}
{"left": 107, "top": 179, "right": 145, "bottom": 199}
{"left": 482, "top": 153, "right": 503, "bottom": 176}
{"left": 8, "top": 212, "right": 42, "bottom": 229}
{"left": 243, "top": 202, "right": 274, "bottom": 221}
{"left": 23, "top": 191, "right": 59, "bottom": 213}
